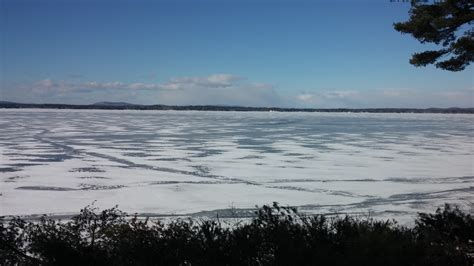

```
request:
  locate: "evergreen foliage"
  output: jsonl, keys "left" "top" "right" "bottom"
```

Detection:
{"left": 1, "top": 203, "right": 473, "bottom": 265}
{"left": 394, "top": 0, "right": 474, "bottom": 71}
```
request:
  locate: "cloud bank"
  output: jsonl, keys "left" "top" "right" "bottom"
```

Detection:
{"left": 30, "top": 74, "right": 242, "bottom": 94}
{"left": 295, "top": 88, "right": 474, "bottom": 108}
{"left": 7, "top": 74, "right": 285, "bottom": 107}
{"left": 3, "top": 74, "right": 473, "bottom": 108}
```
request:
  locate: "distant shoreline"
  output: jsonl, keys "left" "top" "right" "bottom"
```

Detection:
{"left": 1, "top": 102, "right": 473, "bottom": 114}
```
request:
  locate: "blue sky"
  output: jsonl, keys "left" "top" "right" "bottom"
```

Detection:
{"left": 1, "top": 0, "right": 473, "bottom": 107}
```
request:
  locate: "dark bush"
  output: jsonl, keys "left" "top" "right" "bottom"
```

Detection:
{"left": 1, "top": 203, "right": 472, "bottom": 265}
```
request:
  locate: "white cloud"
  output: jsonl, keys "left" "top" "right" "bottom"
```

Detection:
{"left": 150, "top": 83, "right": 283, "bottom": 107}
{"left": 160, "top": 74, "right": 242, "bottom": 90}
{"left": 296, "top": 93, "right": 314, "bottom": 102}
{"left": 28, "top": 74, "right": 243, "bottom": 94}
{"left": 6, "top": 75, "right": 473, "bottom": 108}
{"left": 294, "top": 90, "right": 360, "bottom": 107}
{"left": 14, "top": 74, "right": 283, "bottom": 106}
{"left": 295, "top": 88, "right": 474, "bottom": 108}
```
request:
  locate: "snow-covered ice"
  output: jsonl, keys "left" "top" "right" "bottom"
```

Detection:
{"left": 0, "top": 109, "right": 473, "bottom": 222}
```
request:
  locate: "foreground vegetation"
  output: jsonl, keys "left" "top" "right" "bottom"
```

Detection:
{"left": 1, "top": 203, "right": 473, "bottom": 265}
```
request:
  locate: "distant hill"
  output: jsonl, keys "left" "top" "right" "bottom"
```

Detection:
{"left": 0, "top": 101, "right": 473, "bottom": 113}
{"left": 92, "top": 102, "right": 138, "bottom": 106}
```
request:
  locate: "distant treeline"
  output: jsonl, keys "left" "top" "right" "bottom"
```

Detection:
{"left": 1, "top": 101, "right": 473, "bottom": 113}
{"left": 1, "top": 203, "right": 473, "bottom": 265}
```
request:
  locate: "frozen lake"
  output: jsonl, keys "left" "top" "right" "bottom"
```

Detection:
{"left": 1, "top": 109, "right": 473, "bottom": 222}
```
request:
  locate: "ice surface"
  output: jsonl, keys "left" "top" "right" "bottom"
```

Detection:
{"left": 0, "top": 109, "right": 473, "bottom": 223}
